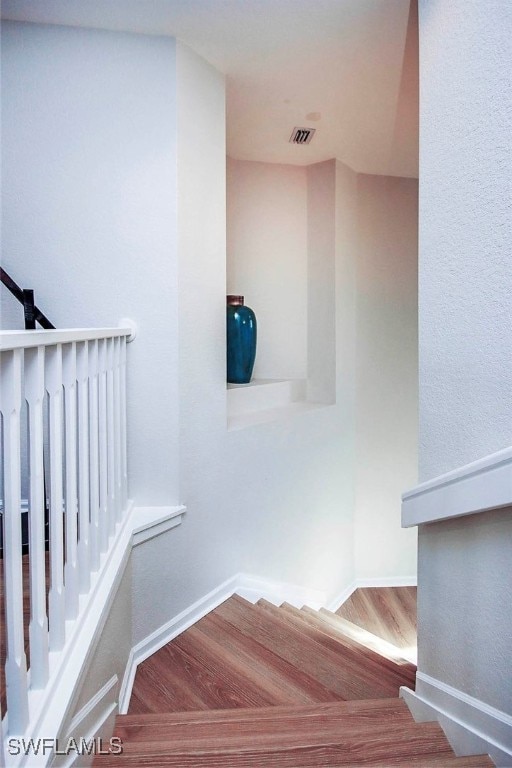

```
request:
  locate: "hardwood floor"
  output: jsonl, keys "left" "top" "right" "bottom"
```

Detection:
{"left": 129, "top": 594, "right": 415, "bottom": 715}
{"left": 336, "top": 586, "right": 417, "bottom": 650}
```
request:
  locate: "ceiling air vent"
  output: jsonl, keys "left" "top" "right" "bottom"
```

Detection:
{"left": 289, "top": 127, "right": 316, "bottom": 145}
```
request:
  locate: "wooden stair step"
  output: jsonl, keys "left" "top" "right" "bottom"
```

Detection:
{"left": 95, "top": 750, "right": 493, "bottom": 767}
{"left": 319, "top": 606, "right": 417, "bottom": 666}
{"left": 335, "top": 586, "right": 417, "bottom": 650}
{"left": 129, "top": 624, "right": 278, "bottom": 714}
{"left": 214, "top": 596, "right": 375, "bottom": 700}
{"left": 250, "top": 597, "right": 405, "bottom": 699}
{"left": 192, "top": 609, "right": 341, "bottom": 704}
{"left": 260, "top": 599, "right": 413, "bottom": 692}
{"left": 96, "top": 704, "right": 457, "bottom": 766}
{"left": 115, "top": 697, "right": 413, "bottom": 742}
{"left": 289, "top": 604, "right": 416, "bottom": 685}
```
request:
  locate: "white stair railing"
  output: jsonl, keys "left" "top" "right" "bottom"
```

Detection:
{"left": 0, "top": 327, "right": 131, "bottom": 740}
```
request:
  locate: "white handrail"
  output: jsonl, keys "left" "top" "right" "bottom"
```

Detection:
{"left": 0, "top": 326, "right": 131, "bottom": 748}
{"left": 0, "top": 327, "right": 131, "bottom": 351}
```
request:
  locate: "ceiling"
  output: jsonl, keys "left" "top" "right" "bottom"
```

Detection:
{"left": 1, "top": 0, "right": 418, "bottom": 177}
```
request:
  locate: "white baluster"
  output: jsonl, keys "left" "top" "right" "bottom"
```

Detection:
{"left": 120, "top": 337, "right": 128, "bottom": 512}
{"left": 45, "top": 343, "right": 66, "bottom": 651}
{"left": 98, "top": 338, "right": 109, "bottom": 553}
{"left": 24, "top": 346, "right": 49, "bottom": 688}
{"left": 88, "top": 340, "right": 100, "bottom": 571}
{"left": 113, "top": 337, "right": 122, "bottom": 522}
{"left": 0, "top": 349, "right": 29, "bottom": 732}
{"left": 76, "top": 341, "right": 90, "bottom": 593}
{"left": 106, "top": 338, "right": 115, "bottom": 536}
{"left": 62, "top": 343, "right": 79, "bottom": 619}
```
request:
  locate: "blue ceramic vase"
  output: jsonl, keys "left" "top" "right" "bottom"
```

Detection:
{"left": 227, "top": 295, "right": 257, "bottom": 384}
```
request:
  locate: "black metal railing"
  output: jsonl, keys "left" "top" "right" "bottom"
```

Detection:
{"left": 0, "top": 267, "right": 55, "bottom": 329}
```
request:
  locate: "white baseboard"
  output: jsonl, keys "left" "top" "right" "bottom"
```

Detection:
{"left": 235, "top": 574, "right": 326, "bottom": 609}
{"left": 326, "top": 575, "right": 417, "bottom": 612}
{"left": 119, "top": 573, "right": 239, "bottom": 714}
{"left": 53, "top": 676, "right": 119, "bottom": 768}
{"left": 401, "top": 672, "right": 512, "bottom": 767}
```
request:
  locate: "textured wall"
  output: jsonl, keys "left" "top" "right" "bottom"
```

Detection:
{"left": 417, "top": 0, "right": 512, "bottom": 717}
{"left": 418, "top": 0, "right": 512, "bottom": 482}
{"left": 418, "top": 508, "right": 512, "bottom": 713}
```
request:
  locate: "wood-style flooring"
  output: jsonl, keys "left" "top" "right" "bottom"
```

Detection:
{"left": 336, "top": 586, "right": 417, "bottom": 650}
{"left": 92, "top": 590, "right": 494, "bottom": 766}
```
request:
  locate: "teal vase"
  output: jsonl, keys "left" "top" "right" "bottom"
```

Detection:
{"left": 227, "top": 295, "right": 257, "bottom": 384}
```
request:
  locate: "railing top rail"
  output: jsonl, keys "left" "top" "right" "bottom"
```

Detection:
{"left": 0, "top": 327, "right": 132, "bottom": 351}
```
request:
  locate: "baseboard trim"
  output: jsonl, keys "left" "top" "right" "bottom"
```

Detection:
{"left": 326, "top": 575, "right": 417, "bottom": 612}
{"left": 52, "top": 676, "right": 119, "bottom": 768}
{"left": 235, "top": 573, "right": 326, "bottom": 609}
{"left": 66, "top": 675, "right": 118, "bottom": 739}
{"left": 119, "top": 573, "right": 239, "bottom": 713}
{"left": 401, "top": 672, "right": 512, "bottom": 766}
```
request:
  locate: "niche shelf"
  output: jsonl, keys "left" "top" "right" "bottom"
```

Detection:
{"left": 227, "top": 378, "right": 323, "bottom": 431}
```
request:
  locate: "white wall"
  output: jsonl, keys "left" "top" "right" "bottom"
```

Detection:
{"left": 418, "top": 0, "right": 512, "bottom": 483}
{"left": 226, "top": 158, "right": 308, "bottom": 381}
{"left": 354, "top": 174, "right": 418, "bottom": 579}
{"left": 417, "top": 0, "right": 512, "bottom": 719}
{"left": 1, "top": 21, "right": 180, "bottom": 506}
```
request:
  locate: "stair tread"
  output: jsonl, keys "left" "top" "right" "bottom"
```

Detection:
{"left": 129, "top": 624, "right": 277, "bottom": 713}
{"left": 193, "top": 610, "right": 341, "bottom": 704}
{"left": 317, "top": 606, "right": 417, "bottom": 667}
{"left": 260, "top": 599, "right": 414, "bottom": 692}
{"left": 335, "top": 586, "right": 417, "bottom": 650}
{"left": 281, "top": 602, "right": 416, "bottom": 685}
{"left": 97, "top": 715, "right": 456, "bottom": 766}
{"left": 115, "top": 698, "right": 412, "bottom": 739}
{"left": 96, "top": 753, "right": 494, "bottom": 768}
{"left": 232, "top": 596, "right": 404, "bottom": 699}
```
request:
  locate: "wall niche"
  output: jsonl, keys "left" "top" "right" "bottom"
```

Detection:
{"left": 226, "top": 157, "right": 336, "bottom": 429}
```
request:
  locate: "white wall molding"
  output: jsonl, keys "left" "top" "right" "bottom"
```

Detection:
{"left": 401, "top": 672, "right": 512, "bottom": 766}
{"left": 119, "top": 572, "right": 239, "bottom": 714}
{"left": 235, "top": 574, "right": 326, "bottom": 609}
{"left": 402, "top": 446, "right": 512, "bottom": 528}
{"left": 131, "top": 505, "right": 186, "bottom": 547}
{"left": 52, "top": 676, "right": 119, "bottom": 768}
{"left": 65, "top": 675, "right": 118, "bottom": 742}
{"left": 326, "top": 575, "right": 417, "bottom": 613}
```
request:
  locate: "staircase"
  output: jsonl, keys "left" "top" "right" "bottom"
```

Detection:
{"left": 95, "top": 595, "right": 494, "bottom": 766}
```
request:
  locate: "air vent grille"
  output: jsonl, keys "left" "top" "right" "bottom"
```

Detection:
{"left": 289, "top": 127, "right": 316, "bottom": 145}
